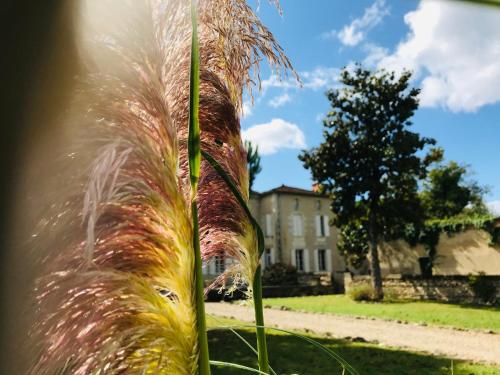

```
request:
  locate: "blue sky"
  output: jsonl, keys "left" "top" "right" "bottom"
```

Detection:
{"left": 241, "top": 0, "right": 500, "bottom": 214}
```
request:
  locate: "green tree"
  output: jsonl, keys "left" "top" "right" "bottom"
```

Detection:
{"left": 421, "top": 161, "right": 488, "bottom": 219}
{"left": 299, "top": 65, "right": 440, "bottom": 300}
{"left": 245, "top": 140, "right": 262, "bottom": 190}
{"left": 338, "top": 221, "right": 369, "bottom": 270}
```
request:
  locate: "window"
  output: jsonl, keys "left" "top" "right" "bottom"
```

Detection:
{"left": 265, "top": 214, "right": 273, "bottom": 237}
{"left": 315, "top": 215, "right": 330, "bottom": 237}
{"left": 264, "top": 248, "right": 272, "bottom": 268}
{"left": 317, "top": 249, "right": 327, "bottom": 271}
{"left": 295, "top": 249, "right": 304, "bottom": 272}
{"left": 214, "top": 256, "right": 225, "bottom": 274}
{"left": 294, "top": 198, "right": 300, "bottom": 210}
{"left": 292, "top": 214, "right": 303, "bottom": 236}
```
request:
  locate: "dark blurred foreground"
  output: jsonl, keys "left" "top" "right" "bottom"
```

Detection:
{"left": 0, "top": 1, "right": 80, "bottom": 373}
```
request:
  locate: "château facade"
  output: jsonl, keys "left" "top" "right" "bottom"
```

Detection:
{"left": 204, "top": 185, "right": 346, "bottom": 285}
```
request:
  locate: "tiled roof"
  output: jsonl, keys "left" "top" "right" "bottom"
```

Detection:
{"left": 258, "top": 184, "right": 327, "bottom": 197}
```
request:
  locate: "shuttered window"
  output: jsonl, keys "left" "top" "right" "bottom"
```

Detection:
{"left": 292, "top": 214, "right": 303, "bottom": 236}
{"left": 317, "top": 249, "right": 326, "bottom": 271}
{"left": 265, "top": 214, "right": 273, "bottom": 237}
{"left": 315, "top": 215, "right": 330, "bottom": 237}
{"left": 295, "top": 249, "right": 304, "bottom": 271}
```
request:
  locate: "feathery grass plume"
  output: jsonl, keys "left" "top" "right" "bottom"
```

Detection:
{"left": 30, "top": 0, "right": 296, "bottom": 373}
{"left": 169, "top": 0, "right": 298, "bottom": 294}
{"left": 191, "top": 2, "right": 297, "bottom": 373}
{"left": 187, "top": 1, "right": 211, "bottom": 373}
{"left": 31, "top": 1, "right": 199, "bottom": 373}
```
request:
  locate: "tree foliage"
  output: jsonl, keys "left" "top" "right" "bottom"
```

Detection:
{"left": 420, "top": 161, "right": 488, "bottom": 219}
{"left": 300, "top": 65, "right": 440, "bottom": 299}
{"left": 245, "top": 140, "right": 262, "bottom": 190}
{"left": 337, "top": 222, "right": 369, "bottom": 269}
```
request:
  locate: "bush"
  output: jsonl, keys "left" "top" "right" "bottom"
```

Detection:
{"left": 262, "top": 263, "right": 298, "bottom": 286}
{"left": 468, "top": 272, "right": 497, "bottom": 304}
{"left": 347, "top": 283, "right": 375, "bottom": 302}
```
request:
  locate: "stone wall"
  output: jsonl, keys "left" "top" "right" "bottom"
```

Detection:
{"left": 206, "top": 272, "right": 339, "bottom": 301}
{"left": 379, "top": 229, "right": 500, "bottom": 276}
{"left": 344, "top": 273, "right": 500, "bottom": 304}
{"left": 262, "top": 284, "right": 335, "bottom": 298}
{"left": 262, "top": 272, "right": 338, "bottom": 297}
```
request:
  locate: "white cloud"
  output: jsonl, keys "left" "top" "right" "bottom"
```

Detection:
{"left": 362, "top": 43, "right": 389, "bottom": 66}
{"left": 261, "top": 74, "right": 298, "bottom": 91}
{"left": 242, "top": 100, "right": 253, "bottom": 118}
{"left": 335, "top": 0, "right": 389, "bottom": 46}
{"left": 371, "top": 1, "right": 500, "bottom": 112}
{"left": 321, "top": 30, "right": 337, "bottom": 41}
{"left": 487, "top": 201, "right": 500, "bottom": 216}
{"left": 269, "top": 92, "right": 292, "bottom": 108}
{"left": 242, "top": 118, "right": 306, "bottom": 155}
{"left": 301, "top": 67, "right": 339, "bottom": 90}
{"left": 262, "top": 67, "right": 340, "bottom": 94}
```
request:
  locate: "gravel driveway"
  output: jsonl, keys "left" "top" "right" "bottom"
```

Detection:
{"left": 206, "top": 302, "right": 500, "bottom": 365}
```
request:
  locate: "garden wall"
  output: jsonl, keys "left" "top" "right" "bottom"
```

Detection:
{"left": 262, "top": 284, "right": 335, "bottom": 298}
{"left": 262, "top": 273, "right": 336, "bottom": 298}
{"left": 344, "top": 273, "right": 500, "bottom": 303}
{"left": 379, "top": 229, "right": 500, "bottom": 276}
{"left": 205, "top": 272, "right": 337, "bottom": 301}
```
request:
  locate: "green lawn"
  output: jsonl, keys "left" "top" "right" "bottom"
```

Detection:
{"left": 206, "top": 317, "right": 500, "bottom": 375}
{"left": 263, "top": 295, "right": 500, "bottom": 332}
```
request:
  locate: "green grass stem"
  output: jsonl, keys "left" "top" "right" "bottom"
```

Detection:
{"left": 188, "top": 1, "right": 210, "bottom": 374}
{"left": 201, "top": 150, "right": 269, "bottom": 373}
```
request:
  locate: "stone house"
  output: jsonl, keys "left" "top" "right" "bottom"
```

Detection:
{"left": 203, "top": 183, "right": 500, "bottom": 293}
{"left": 203, "top": 184, "right": 346, "bottom": 287}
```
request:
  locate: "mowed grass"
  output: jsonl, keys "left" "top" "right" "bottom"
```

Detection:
{"left": 206, "top": 316, "right": 500, "bottom": 375}
{"left": 262, "top": 295, "right": 500, "bottom": 332}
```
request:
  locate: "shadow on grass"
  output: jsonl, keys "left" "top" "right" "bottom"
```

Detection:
{"left": 453, "top": 302, "right": 500, "bottom": 312}
{"left": 208, "top": 329, "right": 498, "bottom": 375}
{"left": 354, "top": 298, "right": 499, "bottom": 310}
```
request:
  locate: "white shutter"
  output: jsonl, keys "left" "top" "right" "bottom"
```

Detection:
{"left": 270, "top": 248, "right": 276, "bottom": 264}
{"left": 292, "top": 215, "right": 299, "bottom": 236}
{"left": 291, "top": 249, "right": 296, "bottom": 267}
{"left": 315, "top": 215, "right": 322, "bottom": 237}
{"left": 323, "top": 215, "right": 330, "bottom": 236}
{"left": 313, "top": 249, "right": 319, "bottom": 272}
{"left": 326, "top": 249, "right": 332, "bottom": 272}
{"left": 298, "top": 216, "right": 303, "bottom": 236}
{"left": 304, "top": 249, "right": 310, "bottom": 272}
{"left": 265, "top": 214, "right": 273, "bottom": 236}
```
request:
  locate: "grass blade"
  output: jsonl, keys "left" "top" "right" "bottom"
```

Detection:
{"left": 201, "top": 150, "right": 269, "bottom": 373}
{"left": 189, "top": 1, "right": 210, "bottom": 374}
{"left": 209, "top": 361, "right": 269, "bottom": 374}
{"left": 210, "top": 324, "right": 359, "bottom": 375}
{"left": 189, "top": 0, "right": 201, "bottom": 192}
{"left": 458, "top": 0, "right": 500, "bottom": 7}
{"left": 207, "top": 315, "right": 278, "bottom": 375}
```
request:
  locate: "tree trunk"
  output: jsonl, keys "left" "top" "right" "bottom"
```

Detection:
{"left": 368, "top": 210, "right": 384, "bottom": 300}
